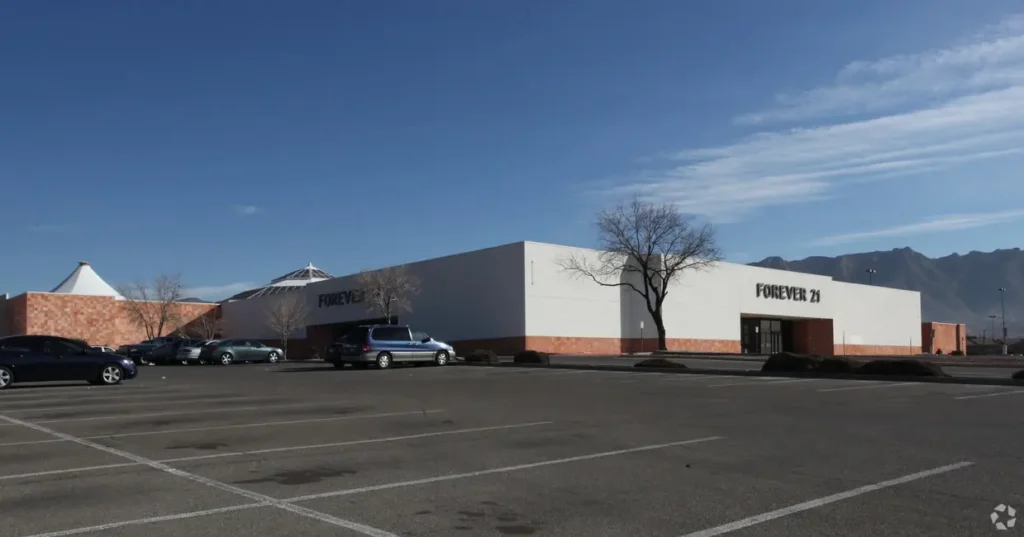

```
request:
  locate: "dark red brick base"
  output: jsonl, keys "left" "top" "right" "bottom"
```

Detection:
{"left": 449, "top": 335, "right": 741, "bottom": 355}
{"left": 835, "top": 344, "right": 923, "bottom": 356}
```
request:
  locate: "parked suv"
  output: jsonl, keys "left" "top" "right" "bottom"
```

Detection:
{"left": 326, "top": 325, "right": 454, "bottom": 369}
{"left": 147, "top": 338, "right": 206, "bottom": 365}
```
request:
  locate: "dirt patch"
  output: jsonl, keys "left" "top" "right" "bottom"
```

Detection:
{"left": 235, "top": 466, "right": 357, "bottom": 486}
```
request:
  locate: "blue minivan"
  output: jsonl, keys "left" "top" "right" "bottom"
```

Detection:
{"left": 326, "top": 325, "right": 455, "bottom": 369}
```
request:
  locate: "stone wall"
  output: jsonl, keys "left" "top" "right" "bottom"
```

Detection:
{"left": 922, "top": 322, "right": 967, "bottom": 354}
{"left": 11, "top": 292, "right": 217, "bottom": 347}
{"left": 791, "top": 319, "right": 835, "bottom": 355}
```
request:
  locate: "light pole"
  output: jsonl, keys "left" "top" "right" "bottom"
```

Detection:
{"left": 998, "top": 287, "right": 1007, "bottom": 340}
{"left": 989, "top": 315, "right": 998, "bottom": 343}
{"left": 865, "top": 268, "right": 876, "bottom": 285}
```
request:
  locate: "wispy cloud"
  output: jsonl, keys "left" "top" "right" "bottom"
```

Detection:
{"left": 183, "top": 281, "right": 256, "bottom": 301}
{"left": 606, "top": 14, "right": 1024, "bottom": 222}
{"left": 233, "top": 205, "right": 260, "bottom": 216}
{"left": 736, "top": 14, "right": 1024, "bottom": 125}
{"left": 809, "top": 210, "right": 1024, "bottom": 246}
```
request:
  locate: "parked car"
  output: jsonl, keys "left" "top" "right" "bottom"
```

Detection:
{"left": 325, "top": 325, "right": 454, "bottom": 369}
{"left": 90, "top": 345, "right": 116, "bottom": 353}
{"left": 198, "top": 339, "right": 284, "bottom": 365}
{"left": 0, "top": 335, "right": 138, "bottom": 389}
{"left": 147, "top": 338, "right": 206, "bottom": 365}
{"left": 177, "top": 340, "right": 219, "bottom": 364}
{"left": 117, "top": 337, "right": 188, "bottom": 365}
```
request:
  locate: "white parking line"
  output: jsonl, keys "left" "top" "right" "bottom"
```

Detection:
{"left": 286, "top": 436, "right": 724, "bottom": 502}
{"left": 954, "top": 389, "right": 1024, "bottom": 400}
{"left": 5, "top": 395, "right": 258, "bottom": 414}
{"left": 20, "top": 504, "right": 269, "bottom": 537}
{"left": 709, "top": 379, "right": 816, "bottom": 388}
{"left": 0, "top": 402, "right": 342, "bottom": 426}
{"left": 0, "top": 421, "right": 554, "bottom": 481}
{"left": 0, "top": 409, "right": 445, "bottom": 447}
{"left": 0, "top": 390, "right": 226, "bottom": 405}
{"left": 817, "top": 382, "right": 919, "bottom": 393}
{"left": 677, "top": 461, "right": 973, "bottom": 537}
{"left": 0, "top": 385, "right": 195, "bottom": 399}
{"left": 14, "top": 435, "right": 723, "bottom": 537}
{"left": 0, "top": 413, "right": 400, "bottom": 537}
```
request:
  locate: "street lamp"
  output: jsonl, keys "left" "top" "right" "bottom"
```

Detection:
{"left": 865, "top": 268, "right": 877, "bottom": 285}
{"left": 989, "top": 315, "right": 998, "bottom": 343}
{"left": 998, "top": 287, "right": 1007, "bottom": 340}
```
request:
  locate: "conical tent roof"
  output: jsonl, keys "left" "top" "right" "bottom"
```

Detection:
{"left": 51, "top": 261, "right": 125, "bottom": 299}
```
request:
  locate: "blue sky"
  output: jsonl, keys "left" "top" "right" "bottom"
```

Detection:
{"left": 2, "top": 1, "right": 1023, "bottom": 300}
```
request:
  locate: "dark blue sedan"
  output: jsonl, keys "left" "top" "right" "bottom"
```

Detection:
{"left": 0, "top": 335, "right": 138, "bottom": 389}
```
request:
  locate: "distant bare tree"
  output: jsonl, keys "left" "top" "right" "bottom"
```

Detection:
{"left": 117, "top": 274, "right": 186, "bottom": 341}
{"left": 183, "top": 310, "right": 221, "bottom": 340}
{"left": 357, "top": 265, "right": 420, "bottom": 324}
{"left": 558, "top": 198, "right": 722, "bottom": 351}
{"left": 265, "top": 293, "right": 308, "bottom": 358}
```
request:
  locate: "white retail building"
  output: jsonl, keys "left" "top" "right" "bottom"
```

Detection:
{"left": 222, "top": 242, "right": 923, "bottom": 357}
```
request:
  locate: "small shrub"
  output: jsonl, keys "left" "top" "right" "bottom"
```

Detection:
{"left": 858, "top": 359, "right": 948, "bottom": 377}
{"left": 950, "top": 350, "right": 965, "bottom": 356}
{"left": 513, "top": 350, "right": 550, "bottom": 365}
{"left": 635, "top": 358, "right": 688, "bottom": 369}
{"left": 815, "top": 357, "right": 861, "bottom": 374}
{"left": 761, "top": 352, "right": 823, "bottom": 373}
{"left": 464, "top": 349, "right": 500, "bottom": 364}
{"left": 1012, "top": 370, "right": 1024, "bottom": 380}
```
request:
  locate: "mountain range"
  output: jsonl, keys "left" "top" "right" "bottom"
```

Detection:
{"left": 750, "top": 247, "right": 1022, "bottom": 339}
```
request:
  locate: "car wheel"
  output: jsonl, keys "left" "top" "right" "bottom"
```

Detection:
{"left": 268, "top": 352, "right": 279, "bottom": 363}
{"left": 99, "top": 365, "right": 123, "bottom": 386}
{"left": 0, "top": 366, "right": 13, "bottom": 389}
{"left": 434, "top": 350, "right": 449, "bottom": 366}
{"left": 376, "top": 352, "right": 392, "bottom": 369}
{"left": 220, "top": 353, "right": 233, "bottom": 365}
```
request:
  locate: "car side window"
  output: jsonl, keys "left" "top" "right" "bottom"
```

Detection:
{"left": 44, "top": 339, "right": 85, "bottom": 356}
{"left": 374, "top": 327, "right": 411, "bottom": 342}
{"left": 411, "top": 331, "right": 428, "bottom": 341}
{"left": 0, "top": 337, "right": 35, "bottom": 353}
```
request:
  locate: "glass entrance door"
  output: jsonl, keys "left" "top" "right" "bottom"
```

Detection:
{"left": 741, "top": 318, "right": 788, "bottom": 354}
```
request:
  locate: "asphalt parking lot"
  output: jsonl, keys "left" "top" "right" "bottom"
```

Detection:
{"left": 531, "top": 354, "right": 1024, "bottom": 379}
{"left": 1, "top": 362, "right": 1022, "bottom": 537}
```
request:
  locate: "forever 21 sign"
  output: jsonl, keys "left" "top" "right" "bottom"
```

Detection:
{"left": 756, "top": 283, "right": 821, "bottom": 304}
{"left": 317, "top": 289, "right": 366, "bottom": 308}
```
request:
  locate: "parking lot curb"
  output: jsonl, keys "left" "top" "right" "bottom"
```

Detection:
{"left": 651, "top": 352, "right": 1024, "bottom": 369}
{"left": 451, "top": 361, "right": 1024, "bottom": 387}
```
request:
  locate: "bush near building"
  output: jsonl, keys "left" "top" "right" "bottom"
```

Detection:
{"left": 513, "top": 350, "right": 550, "bottom": 365}
{"left": 464, "top": 349, "right": 500, "bottom": 363}
{"left": 761, "top": 352, "right": 946, "bottom": 377}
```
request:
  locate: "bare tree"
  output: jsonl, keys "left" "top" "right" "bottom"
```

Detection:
{"left": 117, "top": 274, "right": 186, "bottom": 341}
{"left": 183, "top": 310, "right": 221, "bottom": 340}
{"left": 558, "top": 198, "right": 722, "bottom": 351}
{"left": 265, "top": 293, "right": 308, "bottom": 358}
{"left": 357, "top": 265, "right": 420, "bottom": 324}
